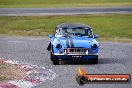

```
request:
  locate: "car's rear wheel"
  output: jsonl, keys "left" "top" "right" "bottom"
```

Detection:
{"left": 53, "top": 55, "right": 59, "bottom": 65}
{"left": 90, "top": 56, "right": 98, "bottom": 64}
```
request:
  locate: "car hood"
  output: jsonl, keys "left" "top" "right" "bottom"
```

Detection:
{"left": 57, "top": 36, "right": 95, "bottom": 48}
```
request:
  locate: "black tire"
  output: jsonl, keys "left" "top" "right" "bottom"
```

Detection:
{"left": 53, "top": 55, "right": 59, "bottom": 65}
{"left": 47, "top": 42, "right": 51, "bottom": 51}
{"left": 90, "top": 55, "right": 98, "bottom": 64}
{"left": 50, "top": 51, "right": 53, "bottom": 61}
{"left": 50, "top": 45, "right": 53, "bottom": 61}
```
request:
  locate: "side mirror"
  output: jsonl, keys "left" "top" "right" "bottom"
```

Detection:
{"left": 48, "top": 34, "right": 54, "bottom": 38}
{"left": 93, "top": 34, "right": 99, "bottom": 38}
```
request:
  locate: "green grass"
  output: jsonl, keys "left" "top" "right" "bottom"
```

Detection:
{"left": 0, "top": 0, "right": 132, "bottom": 8}
{"left": 0, "top": 14, "right": 132, "bottom": 42}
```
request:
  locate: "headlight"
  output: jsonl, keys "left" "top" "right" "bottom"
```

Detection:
{"left": 56, "top": 44, "right": 62, "bottom": 49}
{"left": 92, "top": 44, "right": 98, "bottom": 48}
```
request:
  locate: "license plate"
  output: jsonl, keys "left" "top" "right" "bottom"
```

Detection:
{"left": 72, "top": 56, "right": 82, "bottom": 58}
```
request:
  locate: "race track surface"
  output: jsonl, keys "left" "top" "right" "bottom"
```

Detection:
{"left": 0, "top": 36, "right": 132, "bottom": 88}
{"left": 0, "top": 7, "right": 132, "bottom": 16}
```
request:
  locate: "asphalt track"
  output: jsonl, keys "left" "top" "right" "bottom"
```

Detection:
{"left": 0, "top": 36, "right": 132, "bottom": 88}
{"left": 0, "top": 7, "right": 132, "bottom": 16}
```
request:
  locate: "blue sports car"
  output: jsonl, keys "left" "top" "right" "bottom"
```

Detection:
{"left": 47, "top": 23, "right": 99, "bottom": 65}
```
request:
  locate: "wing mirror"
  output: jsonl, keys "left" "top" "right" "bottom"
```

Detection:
{"left": 93, "top": 34, "right": 99, "bottom": 38}
{"left": 48, "top": 34, "right": 54, "bottom": 38}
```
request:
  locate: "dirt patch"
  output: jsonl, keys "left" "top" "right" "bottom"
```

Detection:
{"left": 0, "top": 63, "right": 27, "bottom": 82}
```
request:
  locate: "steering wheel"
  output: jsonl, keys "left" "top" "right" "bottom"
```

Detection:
{"left": 75, "top": 33, "right": 83, "bottom": 36}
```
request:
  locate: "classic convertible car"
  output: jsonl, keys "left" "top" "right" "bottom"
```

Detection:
{"left": 47, "top": 23, "right": 99, "bottom": 65}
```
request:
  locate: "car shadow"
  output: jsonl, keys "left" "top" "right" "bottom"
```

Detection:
{"left": 59, "top": 60, "right": 96, "bottom": 65}
{"left": 98, "top": 58, "right": 117, "bottom": 64}
{"left": 58, "top": 58, "right": 123, "bottom": 65}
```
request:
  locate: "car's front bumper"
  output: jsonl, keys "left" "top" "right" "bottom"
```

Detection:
{"left": 54, "top": 53, "right": 98, "bottom": 60}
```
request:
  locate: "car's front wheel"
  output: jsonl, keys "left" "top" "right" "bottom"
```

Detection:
{"left": 50, "top": 45, "right": 53, "bottom": 61}
{"left": 53, "top": 55, "right": 59, "bottom": 65}
{"left": 50, "top": 51, "right": 53, "bottom": 61}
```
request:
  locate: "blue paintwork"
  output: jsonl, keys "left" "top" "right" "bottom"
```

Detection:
{"left": 50, "top": 36, "right": 99, "bottom": 54}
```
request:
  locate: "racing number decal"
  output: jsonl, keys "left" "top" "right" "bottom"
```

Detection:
{"left": 69, "top": 37, "right": 74, "bottom": 47}
{"left": 65, "top": 37, "right": 74, "bottom": 48}
{"left": 66, "top": 37, "right": 70, "bottom": 48}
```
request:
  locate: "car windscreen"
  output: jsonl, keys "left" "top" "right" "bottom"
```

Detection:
{"left": 56, "top": 27, "right": 93, "bottom": 37}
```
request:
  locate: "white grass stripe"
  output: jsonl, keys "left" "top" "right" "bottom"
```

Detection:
{"left": 8, "top": 80, "right": 35, "bottom": 88}
{"left": 5, "top": 60, "right": 18, "bottom": 64}
{"left": 8, "top": 80, "right": 36, "bottom": 88}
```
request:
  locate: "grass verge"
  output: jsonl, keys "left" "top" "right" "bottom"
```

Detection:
{"left": 0, "top": 14, "right": 132, "bottom": 42}
{"left": 0, "top": 0, "right": 132, "bottom": 8}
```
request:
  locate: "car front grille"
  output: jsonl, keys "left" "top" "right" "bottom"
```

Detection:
{"left": 64, "top": 48, "right": 89, "bottom": 55}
